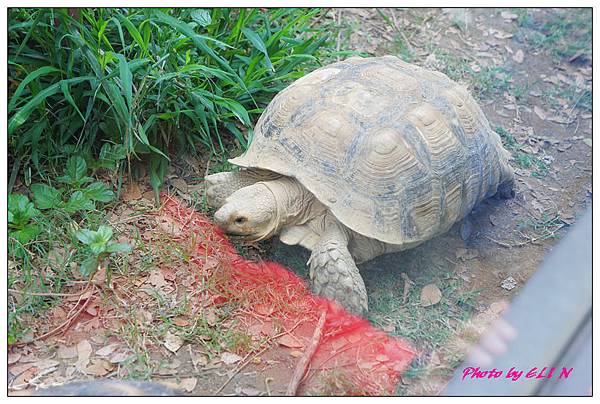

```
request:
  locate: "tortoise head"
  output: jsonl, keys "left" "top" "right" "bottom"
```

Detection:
{"left": 214, "top": 182, "right": 278, "bottom": 241}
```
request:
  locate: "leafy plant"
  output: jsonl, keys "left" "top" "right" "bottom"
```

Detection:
{"left": 30, "top": 156, "right": 114, "bottom": 213}
{"left": 8, "top": 193, "right": 41, "bottom": 246}
{"left": 75, "top": 225, "right": 132, "bottom": 277}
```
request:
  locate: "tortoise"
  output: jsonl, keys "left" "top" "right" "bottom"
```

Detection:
{"left": 205, "top": 56, "right": 515, "bottom": 315}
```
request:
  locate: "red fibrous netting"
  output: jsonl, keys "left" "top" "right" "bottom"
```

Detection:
{"left": 161, "top": 194, "right": 415, "bottom": 395}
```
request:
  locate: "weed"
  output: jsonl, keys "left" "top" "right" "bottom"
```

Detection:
{"left": 517, "top": 212, "right": 565, "bottom": 241}
{"left": 495, "top": 126, "right": 549, "bottom": 177}
{"left": 8, "top": 154, "right": 129, "bottom": 344}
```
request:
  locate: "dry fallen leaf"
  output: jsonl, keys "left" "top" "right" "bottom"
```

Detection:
{"left": 235, "top": 386, "right": 262, "bottom": 396}
{"left": 221, "top": 352, "right": 243, "bottom": 365}
{"left": 179, "top": 377, "right": 197, "bottom": 393}
{"left": 277, "top": 334, "right": 303, "bottom": 348}
{"left": 204, "top": 307, "right": 218, "bottom": 327}
{"left": 190, "top": 350, "right": 209, "bottom": 367}
{"left": 77, "top": 339, "right": 93, "bottom": 362}
{"left": 513, "top": 49, "right": 524, "bottom": 63}
{"left": 290, "top": 350, "right": 304, "bottom": 358}
{"left": 122, "top": 182, "right": 142, "bottom": 201}
{"left": 95, "top": 343, "right": 120, "bottom": 357}
{"left": 172, "top": 316, "right": 190, "bottom": 327}
{"left": 420, "top": 284, "right": 442, "bottom": 307}
{"left": 109, "top": 351, "right": 133, "bottom": 364}
{"left": 164, "top": 331, "right": 185, "bottom": 353}
{"left": 158, "top": 216, "right": 183, "bottom": 237}
{"left": 147, "top": 268, "right": 168, "bottom": 288}
{"left": 534, "top": 106, "right": 547, "bottom": 120}
{"left": 493, "top": 30, "right": 513, "bottom": 40}
{"left": 85, "top": 359, "right": 115, "bottom": 377}
{"left": 255, "top": 304, "right": 274, "bottom": 316}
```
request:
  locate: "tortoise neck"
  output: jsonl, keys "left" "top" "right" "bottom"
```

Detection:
{"left": 261, "top": 177, "right": 325, "bottom": 231}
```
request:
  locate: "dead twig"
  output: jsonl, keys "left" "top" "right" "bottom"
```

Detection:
{"left": 484, "top": 235, "right": 541, "bottom": 248}
{"left": 286, "top": 310, "right": 327, "bottom": 396}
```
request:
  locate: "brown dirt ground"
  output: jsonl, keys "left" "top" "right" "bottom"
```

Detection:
{"left": 8, "top": 8, "right": 592, "bottom": 396}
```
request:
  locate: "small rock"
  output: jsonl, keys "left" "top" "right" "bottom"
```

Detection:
{"left": 420, "top": 283, "right": 442, "bottom": 307}
{"left": 512, "top": 49, "right": 524, "bottom": 64}
{"left": 501, "top": 276, "right": 517, "bottom": 290}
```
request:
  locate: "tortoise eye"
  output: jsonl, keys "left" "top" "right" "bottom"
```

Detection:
{"left": 234, "top": 217, "right": 247, "bottom": 225}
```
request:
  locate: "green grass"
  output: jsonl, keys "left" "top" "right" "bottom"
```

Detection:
{"left": 8, "top": 8, "right": 333, "bottom": 195}
{"left": 516, "top": 211, "right": 565, "bottom": 241}
{"left": 495, "top": 126, "right": 549, "bottom": 177}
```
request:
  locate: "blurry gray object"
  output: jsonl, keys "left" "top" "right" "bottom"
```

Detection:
{"left": 443, "top": 208, "right": 591, "bottom": 396}
{"left": 35, "top": 380, "right": 181, "bottom": 396}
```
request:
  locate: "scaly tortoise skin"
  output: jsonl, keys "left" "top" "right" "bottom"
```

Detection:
{"left": 206, "top": 56, "right": 515, "bottom": 315}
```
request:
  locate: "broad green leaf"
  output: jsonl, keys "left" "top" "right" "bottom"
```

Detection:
{"left": 82, "top": 182, "right": 114, "bottom": 202}
{"left": 79, "top": 256, "right": 99, "bottom": 277}
{"left": 75, "top": 228, "right": 96, "bottom": 245}
{"left": 11, "top": 225, "right": 41, "bottom": 244}
{"left": 64, "top": 191, "right": 95, "bottom": 213}
{"left": 65, "top": 156, "right": 88, "bottom": 184}
{"left": 97, "top": 225, "right": 114, "bottom": 244}
{"left": 30, "top": 183, "right": 62, "bottom": 210}
{"left": 106, "top": 242, "right": 133, "bottom": 253}
{"left": 191, "top": 9, "right": 211, "bottom": 27}
{"left": 8, "top": 193, "right": 40, "bottom": 227}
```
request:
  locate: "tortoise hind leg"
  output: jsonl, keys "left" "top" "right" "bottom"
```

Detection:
{"left": 205, "top": 169, "right": 280, "bottom": 209}
{"left": 307, "top": 215, "right": 368, "bottom": 316}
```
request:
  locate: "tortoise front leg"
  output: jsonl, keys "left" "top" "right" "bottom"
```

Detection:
{"left": 307, "top": 215, "right": 368, "bottom": 316}
{"left": 205, "top": 169, "right": 280, "bottom": 209}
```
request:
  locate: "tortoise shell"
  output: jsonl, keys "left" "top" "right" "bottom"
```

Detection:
{"left": 230, "top": 56, "right": 514, "bottom": 245}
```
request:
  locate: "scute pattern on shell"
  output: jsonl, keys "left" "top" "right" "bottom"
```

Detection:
{"left": 230, "top": 56, "right": 514, "bottom": 245}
